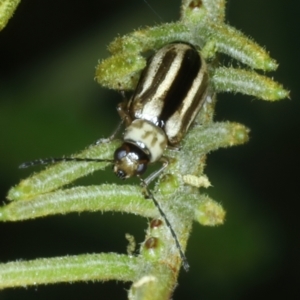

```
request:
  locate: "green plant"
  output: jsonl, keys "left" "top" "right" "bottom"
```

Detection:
{"left": 0, "top": 0, "right": 288, "bottom": 299}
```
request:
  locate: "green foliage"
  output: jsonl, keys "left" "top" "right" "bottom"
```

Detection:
{"left": 0, "top": 0, "right": 20, "bottom": 30}
{"left": 0, "top": 0, "right": 288, "bottom": 299}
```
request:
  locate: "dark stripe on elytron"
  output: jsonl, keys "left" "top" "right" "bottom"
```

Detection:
{"left": 132, "top": 45, "right": 178, "bottom": 105}
{"left": 178, "top": 71, "right": 209, "bottom": 139}
{"left": 158, "top": 45, "right": 202, "bottom": 124}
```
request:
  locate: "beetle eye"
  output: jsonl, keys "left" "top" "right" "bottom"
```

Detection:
{"left": 114, "top": 145, "right": 128, "bottom": 161}
{"left": 116, "top": 169, "right": 127, "bottom": 179}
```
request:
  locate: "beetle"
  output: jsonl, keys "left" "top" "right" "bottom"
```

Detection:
{"left": 114, "top": 43, "right": 209, "bottom": 180}
{"left": 20, "top": 42, "right": 209, "bottom": 271}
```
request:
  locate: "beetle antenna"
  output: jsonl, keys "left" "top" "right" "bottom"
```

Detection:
{"left": 140, "top": 179, "right": 190, "bottom": 272}
{"left": 142, "top": 0, "right": 163, "bottom": 22}
{"left": 19, "top": 157, "right": 114, "bottom": 169}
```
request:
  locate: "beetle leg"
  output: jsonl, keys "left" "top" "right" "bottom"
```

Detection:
{"left": 142, "top": 157, "right": 169, "bottom": 186}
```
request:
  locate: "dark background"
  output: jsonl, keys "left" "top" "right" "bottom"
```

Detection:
{"left": 0, "top": 0, "right": 298, "bottom": 299}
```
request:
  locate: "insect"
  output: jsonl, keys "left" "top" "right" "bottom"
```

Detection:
{"left": 20, "top": 42, "right": 209, "bottom": 271}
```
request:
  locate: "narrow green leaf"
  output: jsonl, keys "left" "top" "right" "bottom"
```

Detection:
{"left": 1, "top": 185, "right": 156, "bottom": 221}
{"left": 202, "top": 23, "right": 277, "bottom": 71}
{"left": 0, "top": 0, "right": 20, "bottom": 30}
{"left": 7, "top": 140, "right": 121, "bottom": 201}
{"left": 212, "top": 67, "right": 289, "bottom": 100}
{"left": 0, "top": 253, "right": 138, "bottom": 289}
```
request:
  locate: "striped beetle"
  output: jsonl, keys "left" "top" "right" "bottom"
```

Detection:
{"left": 20, "top": 42, "right": 209, "bottom": 271}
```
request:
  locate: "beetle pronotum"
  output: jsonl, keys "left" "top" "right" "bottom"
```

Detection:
{"left": 20, "top": 43, "right": 209, "bottom": 271}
